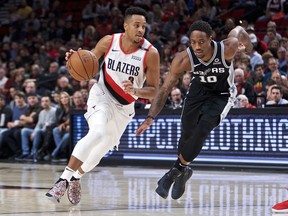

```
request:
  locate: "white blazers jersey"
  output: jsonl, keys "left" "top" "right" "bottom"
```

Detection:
{"left": 98, "top": 33, "right": 152, "bottom": 105}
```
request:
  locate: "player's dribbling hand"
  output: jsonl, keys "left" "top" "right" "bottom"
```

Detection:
{"left": 136, "top": 117, "right": 154, "bottom": 136}
{"left": 65, "top": 48, "right": 82, "bottom": 61}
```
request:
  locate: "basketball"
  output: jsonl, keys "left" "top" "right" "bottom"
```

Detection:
{"left": 66, "top": 49, "right": 98, "bottom": 81}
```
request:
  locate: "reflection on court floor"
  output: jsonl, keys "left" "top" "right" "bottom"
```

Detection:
{"left": 0, "top": 163, "right": 287, "bottom": 216}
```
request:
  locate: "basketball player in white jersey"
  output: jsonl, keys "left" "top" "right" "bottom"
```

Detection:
{"left": 45, "top": 7, "right": 160, "bottom": 205}
{"left": 137, "top": 20, "right": 252, "bottom": 200}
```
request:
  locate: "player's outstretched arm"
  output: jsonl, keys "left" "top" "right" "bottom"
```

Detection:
{"left": 136, "top": 51, "right": 191, "bottom": 136}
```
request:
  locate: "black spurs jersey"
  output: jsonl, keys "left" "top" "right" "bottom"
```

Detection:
{"left": 187, "top": 40, "right": 235, "bottom": 95}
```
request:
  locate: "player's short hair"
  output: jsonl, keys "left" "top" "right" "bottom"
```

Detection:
{"left": 124, "top": 6, "right": 147, "bottom": 21}
{"left": 188, "top": 20, "right": 213, "bottom": 37}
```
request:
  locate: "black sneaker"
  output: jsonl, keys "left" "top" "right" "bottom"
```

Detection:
{"left": 155, "top": 168, "right": 181, "bottom": 199}
{"left": 23, "top": 154, "right": 34, "bottom": 162}
{"left": 15, "top": 154, "right": 29, "bottom": 161}
{"left": 171, "top": 166, "right": 193, "bottom": 199}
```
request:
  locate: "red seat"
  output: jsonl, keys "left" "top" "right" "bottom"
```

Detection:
{"left": 231, "top": 9, "right": 245, "bottom": 19}
{"left": 218, "top": 0, "right": 231, "bottom": 9}
{"left": 276, "top": 18, "right": 288, "bottom": 31}
{"left": 217, "top": 11, "right": 232, "bottom": 20}
{"left": 256, "top": 32, "right": 266, "bottom": 40}
{"left": 254, "top": 20, "right": 268, "bottom": 31}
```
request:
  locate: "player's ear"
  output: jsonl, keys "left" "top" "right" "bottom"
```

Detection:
{"left": 123, "top": 22, "right": 128, "bottom": 31}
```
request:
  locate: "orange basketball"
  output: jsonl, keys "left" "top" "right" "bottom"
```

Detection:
{"left": 66, "top": 49, "right": 98, "bottom": 81}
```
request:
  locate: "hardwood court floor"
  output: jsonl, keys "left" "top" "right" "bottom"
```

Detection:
{"left": 0, "top": 162, "right": 287, "bottom": 216}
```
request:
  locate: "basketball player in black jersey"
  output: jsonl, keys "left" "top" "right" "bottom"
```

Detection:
{"left": 137, "top": 20, "right": 253, "bottom": 200}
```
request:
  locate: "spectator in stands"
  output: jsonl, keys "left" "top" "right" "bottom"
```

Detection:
{"left": 179, "top": 72, "right": 191, "bottom": 97}
{"left": 280, "top": 49, "right": 288, "bottom": 73}
{"left": 0, "top": 94, "right": 12, "bottom": 147}
{"left": 17, "top": 0, "right": 33, "bottom": 20}
{"left": 249, "top": 64, "right": 266, "bottom": 98}
{"left": 32, "top": 0, "right": 49, "bottom": 18}
{"left": 268, "top": 38, "right": 281, "bottom": 57}
{"left": 265, "top": 79, "right": 277, "bottom": 101}
{"left": 162, "top": 13, "right": 180, "bottom": 41}
{"left": 247, "top": 26, "right": 268, "bottom": 54}
{"left": 264, "top": 57, "right": 286, "bottom": 82}
{"left": 191, "top": 0, "right": 218, "bottom": 24}
{"left": 271, "top": 70, "right": 288, "bottom": 99}
{"left": 50, "top": 91, "right": 71, "bottom": 162}
{"left": 23, "top": 80, "right": 38, "bottom": 96}
{"left": 248, "top": 33, "right": 264, "bottom": 70}
{"left": 234, "top": 94, "right": 256, "bottom": 108}
{"left": 277, "top": 46, "right": 287, "bottom": 68}
{"left": 88, "top": 79, "right": 97, "bottom": 90}
{"left": 280, "top": 37, "right": 288, "bottom": 49}
{"left": 4, "top": 68, "right": 25, "bottom": 92}
{"left": 110, "top": 7, "right": 124, "bottom": 34}
{"left": 148, "top": 31, "right": 164, "bottom": 61}
{"left": 7, "top": 92, "right": 41, "bottom": 158}
{"left": 266, "top": 85, "right": 288, "bottom": 105}
{"left": 168, "top": 87, "right": 184, "bottom": 109}
{"left": 0, "top": 67, "right": 8, "bottom": 95}
{"left": 72, "top": 91, "right": 86, "bottom": 110}
{"left": 162, "top": 44, "right": 174, "bottom": 66}
{"left": 81, "top": 25, "right": 97, "bottom": 50}
{"left": 263, "top": 21, "right": 282, "bottom": 44}
{"left": 16, "top": 95, "right": 57, "bottom": 162}
{"left": 265, "top": 29, "right": 279, "bottom": 54}
{"left": 234, "top": 68, "right": 256, "bottom": 105}
{"left": 82, "top": 0, "right": 98, "bottom": 21}
{"left": 95, "top": 0, "right": 111, "bottom": 17}
{"left": 0, "top": 92, "right": 28, "bottom": 159}
{"left": 238, "top": 61, "right": 252, "bottom": 81}
{"left": 175, "top": 0, "right": 189, "bottom": 18}
{"left": 29, "top": 64, "right": 42, "bottom": 80}
{"left": 261, "top": 51, "right": 274, "bottom": 70}
{"left": 149, "top": 2, "right": 164, "bottom": 24}
{"left": 36, "top": 61, "right": 59, "bottom": 95}
{"left": 257, "top": 0, "right": 285, "bottom": 21}
{"left": 37, "top": 44, "right": 49, "bottom": 67}
{"left": 7, "top": 4, "right": 20, "bottom": 25}
{"left": 55, "top": 76, "right": 74, "bottom": 96}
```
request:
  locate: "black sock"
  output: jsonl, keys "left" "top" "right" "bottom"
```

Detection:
{"left": 173, "top": 158, "right": 188, "bottom": 172}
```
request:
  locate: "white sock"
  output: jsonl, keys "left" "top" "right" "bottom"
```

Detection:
{"left": 60, "top": 166, "right": 75, "bottom": 181}
{"left": 72, "top": 170, "right": 84, "bottom": 180}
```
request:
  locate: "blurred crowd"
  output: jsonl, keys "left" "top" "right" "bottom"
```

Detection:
{"left": 0, "top": 0, "right": 288, "bottom": 161}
